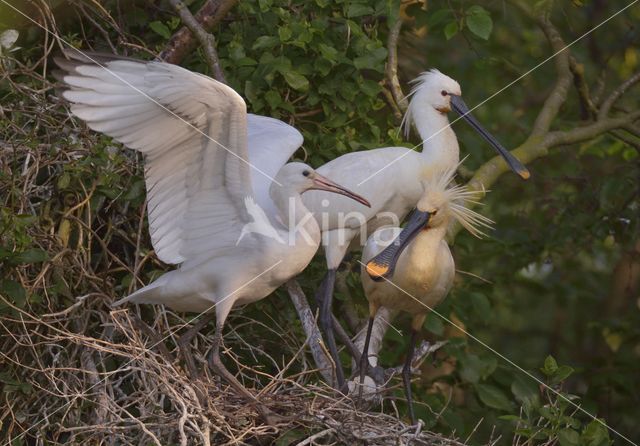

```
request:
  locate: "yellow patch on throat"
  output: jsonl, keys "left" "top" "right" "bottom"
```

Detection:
{"left": 366, "top": 261, "right": 388, "bottom": 278}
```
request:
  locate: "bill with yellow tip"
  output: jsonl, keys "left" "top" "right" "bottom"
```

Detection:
{"left": 449, "top": 95, "right": 530, "bottom": 180}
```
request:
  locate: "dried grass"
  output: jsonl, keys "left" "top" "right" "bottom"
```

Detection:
{"left": 1, "top": 293, "right": 472, "bottom": 445}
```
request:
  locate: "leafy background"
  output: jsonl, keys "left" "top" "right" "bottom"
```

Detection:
{"left": 0, "top": 0, "right": 638, "bottom": 444}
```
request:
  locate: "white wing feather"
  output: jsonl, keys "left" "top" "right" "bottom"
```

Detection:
{"left": 57, "top": 53, "right": 253, "bottom": 265}
{"left": 247, "top": 114, "right": 303, "bottom": 218}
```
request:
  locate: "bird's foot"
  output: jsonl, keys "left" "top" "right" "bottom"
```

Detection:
{"left": 368, "top": 364, "right": 386, "bottom": 386}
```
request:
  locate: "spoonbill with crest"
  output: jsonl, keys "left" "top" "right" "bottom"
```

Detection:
{"left": 302, "top": 70, "right": 529, "bottom": 388}
{"left": 359, "top": 164, "right": 493, "bottom": 424}
{"left": 54, "top": 50, "right": 370, "bottom": 423}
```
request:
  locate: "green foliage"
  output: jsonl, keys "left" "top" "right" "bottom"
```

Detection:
{"left": 410, "top": 3, "right": 494, "bottom": 41}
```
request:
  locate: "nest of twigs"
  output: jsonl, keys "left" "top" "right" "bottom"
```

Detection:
{"left": 1, "top": 295, "right": 472, "bottom": 445}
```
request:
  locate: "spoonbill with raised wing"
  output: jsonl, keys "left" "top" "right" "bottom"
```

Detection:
{"left": 54, "top": 50, "right": 370, "bottom": 423}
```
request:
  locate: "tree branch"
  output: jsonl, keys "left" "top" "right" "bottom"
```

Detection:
{"left": 530, "top": 11, "right": 572, "bottom": 137}
{"left": 386, "top": 14, "right": 408, "bottom": 116}
{"left": 597, "top": 70, "right": 640, "bottom": 120}
{"left": 610, "top": 129, "right": 640, "bottom": 153}
{"left": 166, "top": 0, "right": 227, "bottom": 82}
{"left": 455, "top": 111, "right": 640, "bottom": 241}
{"left": 546, "top": 111, "right": 640, "bottom": 146}
{"left": 569, "top": 57, "right": 597, "bottom": 120}
{"left": 285, "top": 280, "right": 334, "bottom": 384}
{"left": 161, "top": 0, "right": 239, "bottom": 62}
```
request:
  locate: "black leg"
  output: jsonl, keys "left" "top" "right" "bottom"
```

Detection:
{"left": 177, "top": 313, "right": 215, "bottom": 378}
{"left": 315, "top": 268, "right": 346, "bottom": 390}
{"left": 402, "top": 329, "right": 419, "bottom": 425}
{"left": 358, "top": 315, "right": 376, "bottom": 401}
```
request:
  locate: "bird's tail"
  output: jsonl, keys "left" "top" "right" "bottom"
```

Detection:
{"left": 112, "top": 275, "right": 169, "bottom": 307}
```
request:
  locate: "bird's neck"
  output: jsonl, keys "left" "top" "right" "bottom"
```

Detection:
{"left": 270, "top": 186, "right": 320, "bottom": 241}
{"left": 405, "top": 224, "right": 448, "bottom": 266}
{"left": 411, "top": 102, "right": 459, "bottom": 167}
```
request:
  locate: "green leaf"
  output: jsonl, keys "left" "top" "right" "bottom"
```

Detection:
{"left": 359, "top": 79, "right": 381, "bottom": 97}
{"left": 427, "top": 9, "right": 451, "bottom": 27}
{"left": 558, "top": 428, "right": 580, "bottom": 446}
{"left": 465, "top": 6, "right": 493, "bottom": 40}
{"left": 424, "top": 312, "right": 444, "bottom": 335}
{"left": 542, "top": 355, "right": 558, "bottom": 376}
{"left": 511, "top": 374, "right": 539, "bottom": 405}
{"left": 318, "top": 43, "right": 338, "bottom": 62}
{"left": 275, "top": 428, "right": 306, "bottom": 445}
{"left": 470, "top": 292, "right": 491, "bottom": 320}
{"left": 264, "top": 90, "right": 282, "bottom": 109}
{"left": 552, "top": 365, "right": 574, "bottom": 384}
{"left": 123, "top": 179, "right": 145, "bottom": 201}
{"left": 278, "top": 25, "right": 292, "bottom": 42}
{"left": 444, "top": 21, "right": 459, "bottom": 40}
{"left": 1, "top": 280, "right": 26, "bottom": 308}
{"left": 252, "top": 35, "right": 280, "bottom": 51}
{"left": 459, "top": 354, "right": 497, "bottom": 383}
{"left": 57, "top": 172, "right": 71, "bottom": 189}
{"left": 581, "top": 420, "right": 610, "bottom": 446}
{"left": 353, "top": 47, "right": 387, "bottom": 71}
{"left": 149, "top": 21, "right": 171, "bottom": 40}
{"left": 498, "top": 415, "right": 524, "bottom": 422}
{"left": 13, "top": 248, "right": 48, "bottom": 264}
{"left": 282, "top": 71, "right": 309, "bottom": 91}
{"left": 257, "top": 0, "right": 272, "bottom": 12}
{"left": 347, "top": 4, "right": 374, "bottom": 18}
{"left": 476, "top": 383, "right": 513, "bottom": 411}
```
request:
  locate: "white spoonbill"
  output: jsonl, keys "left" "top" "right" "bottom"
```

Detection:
{"left": 54, "top": 50, "right": 370, "bottom": 423}
{"left": 302, "top": 70, "right": 528, "bottom": 387}
{"left": 359, "top": 164, "right": 492, "bottom": 424}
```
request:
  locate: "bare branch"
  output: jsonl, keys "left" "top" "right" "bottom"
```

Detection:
{"left": 569, "top": 57, "right": 597, "bottom": 120}
{"left": 529, "top": 12, "right": 573, "bottom": 137}
{"left": 285, "top": 280, "right": 334, "bottom": 384}
{"left": 598, "top": 71, "right": 640, "bottom": 120}
{"left": 459, "top": 111, "right": 640, "bottom": 219}
{"left": 623, "top": 124, "right": 640, "bottom": 139}
{"left": 167, "top": 0, "right": 227, "bottom": 82}
{"left": 386, "top": 15, "right": 408, "bottom": 115}
{"left": 610, "top": 130, "right": 640, "bottom": 153}
{"left": 385, "top": 341, "right": 447, "bottom": 378}
{"left": 547, "top": 111, "right": 640, "bottom": 146}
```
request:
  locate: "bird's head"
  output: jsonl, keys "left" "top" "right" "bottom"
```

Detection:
{"left": 274, "top": 162, "right": 370, "bottom": 207}
{"left": 364, "top": 164, "right": 493, "bottom": 281}
{"left": 403, "top": 69, "right": 530, "bottom": 181}
{"left": 410, "top": 69, "right": 462, "bottom": 114}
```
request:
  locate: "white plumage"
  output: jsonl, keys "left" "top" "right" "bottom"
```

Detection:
{"left": 300, "top": 70, "right": 528, "bottom": 388}
{"left": 358, "top": 164, "right": 493, "bottom": 424}
{"left": 54, "top": 50, "right": 369, "bottom": 422}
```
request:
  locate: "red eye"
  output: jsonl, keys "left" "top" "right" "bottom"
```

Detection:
{"left": 441, "top": 90, "right": 448, "bottom": 96}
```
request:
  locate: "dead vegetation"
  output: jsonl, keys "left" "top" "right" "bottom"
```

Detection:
{"left": 1, "top": 296, "right": 473, "bottom": 445}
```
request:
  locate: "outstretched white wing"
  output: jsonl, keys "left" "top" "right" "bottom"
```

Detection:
{"left": 247, "top": 114, "right": 303, "bottom": 218}
{"left": 56, "top": 50, "right": 253, "bottom": 265}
